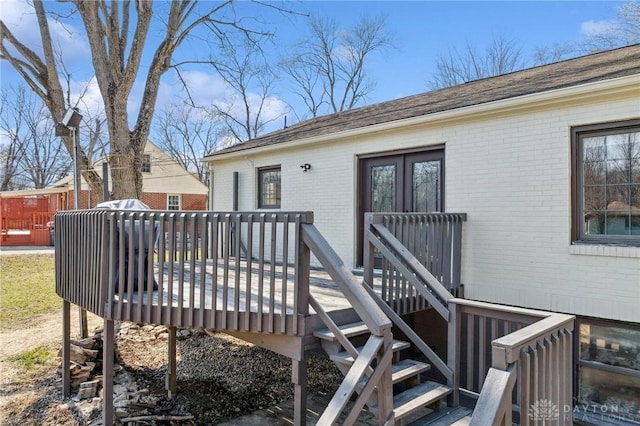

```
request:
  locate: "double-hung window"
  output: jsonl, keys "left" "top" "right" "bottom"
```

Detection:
{"left": 258, "top": 166, "right": 281, "bottom": 209}
{"left": 167, "top": 194, "right": 181, "bottom": 210}
{"left": 572, "top": 119, "right": 640, "bottom": 245}
{"left": 142, "top": 154, "right": 151, "bottom": 173}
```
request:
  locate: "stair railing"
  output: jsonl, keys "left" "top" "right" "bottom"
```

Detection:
{"left": 301, "top": 224, "right": 394, "bottom": 425}
{"left": 449, "top": 299, "right": 575, "bottom": 426}
{"left": 362, "top": 213, "right": 466, "bottom": 386}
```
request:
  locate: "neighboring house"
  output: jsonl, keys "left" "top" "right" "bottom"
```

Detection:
{"left": 204, "top": 44, "right": 640, "bottom": 418}
{"left": 53, "top": 140, "right": 208, "bottom": 210}
{"left": 1, "top": 141, "right": 208, "bottom": 246}
{"left": 0, "top": 187, "right": 65, "bottom": 246}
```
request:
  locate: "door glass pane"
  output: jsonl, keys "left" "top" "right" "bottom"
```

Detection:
{"left": 413, "top": 161, "right": 441, "bottom": 212}
{"left": 371, "top": 165, "right": 395, "bottom": 212}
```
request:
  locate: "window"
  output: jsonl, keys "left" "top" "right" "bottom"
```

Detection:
{"left": 167, "top": 194, "right": 181, "bottom": 210}
{"left": 576, "top": 318, "right": 640, "bottom": 423}
{"left": 572, "top": 119, "right": 640, "bottom": 245}
{"left": 258, "top": 166, "right": 281, "bottom": 208}
{"left": 142, "top": 154, "right": 151, "bottom": 173}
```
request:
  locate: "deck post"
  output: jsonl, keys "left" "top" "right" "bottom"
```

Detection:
{"left": 292, "top": 355, "right": 308, "bottom": 426}
{"left": 377, "top": 331, "right": 395, "bottom": 425}
{"left": 167, "top": 326, "right": 177, "bottom": 398}
{"left": 103, "top": 318, "right": 114, "bottom": 426}
{"left": 363, "top": 213, "right": 377, "bottom": 287}
{"left": 447, "top": 300, "right": 460, "bottom": 407}
{"left": 62, "top": 300, "right": 71, "bottom": 398}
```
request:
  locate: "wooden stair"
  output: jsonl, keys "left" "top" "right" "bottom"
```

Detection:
{"left": 314, "top": 320, "right": 463, "bottom": 425}
{"left": 407, "top": 406, "right": 473, "bottom": 426}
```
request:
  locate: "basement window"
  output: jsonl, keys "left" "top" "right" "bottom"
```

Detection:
{"left": 576, "top": 318, "right": 640, "bottom": 423}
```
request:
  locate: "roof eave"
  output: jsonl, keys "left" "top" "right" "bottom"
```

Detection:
{"left": 203, "top": 73, "right": 640, "bottom": 163}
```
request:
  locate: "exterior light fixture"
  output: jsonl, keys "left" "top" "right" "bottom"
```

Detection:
{"left": 56, "top": 106, "right": 87, "bottom": 338}
{"left": 300, "top": 163, "right": 311, "bottom": 172}
{"left": 56, "top": 107, "right": 83, "bottom": 210}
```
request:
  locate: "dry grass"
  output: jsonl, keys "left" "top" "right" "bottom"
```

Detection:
{"left": 0, "top": 254, "right": 59, "bottom": 330}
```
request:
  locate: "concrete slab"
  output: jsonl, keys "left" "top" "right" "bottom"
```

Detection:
{"left": 0, "top": 246, "right": 55, "bottom": 256}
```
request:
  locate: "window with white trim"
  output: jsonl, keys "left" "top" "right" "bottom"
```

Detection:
{"left": 572, "top": 119, "right": 640, "bottom": 245}
{"left": 167, "top": 194, "right": 181, "bottom": 210}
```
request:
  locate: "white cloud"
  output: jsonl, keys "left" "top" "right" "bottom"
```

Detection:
{"left": 1, "top": 0, "right": 91, "bottom": 68}
{"left": 158, "top": 70, "right": 230, "bottom": 107}
{"left": 71, "top": 77, "right": 104, "bottom": 118}
{"left": 0, "top": 0, "right": 41, "bottom": 47}
{"left": 154, "top": 69, "right": 289, "bottom": 129}
{"left": 580, "top": 20, "right": 617, "bottom": 37}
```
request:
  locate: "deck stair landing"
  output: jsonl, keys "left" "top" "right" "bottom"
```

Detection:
{"left": 314, "top": 320, "right": 455, "bottom": 425}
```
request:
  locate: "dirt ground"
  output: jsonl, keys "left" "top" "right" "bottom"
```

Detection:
{"left": 0, "top": 248, "right": 347, "bottom": 425}
{"left": 0, "top": 307, "right": 344, "bottom": 425}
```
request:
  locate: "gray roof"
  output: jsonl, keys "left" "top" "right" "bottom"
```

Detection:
{"left": 209, "top": 44, "right": 640, "bottom": 157}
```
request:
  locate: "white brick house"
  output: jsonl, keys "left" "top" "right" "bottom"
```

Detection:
{"left": 204, "top": 45, "right": 640, "bottom": 419}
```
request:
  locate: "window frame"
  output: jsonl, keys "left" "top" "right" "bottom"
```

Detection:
{"left": 167, "top": 194, "right": 181, "bottom": 210}
{"left": 571, "top": 119, "right": 640, "bottom": 246}
{"left": 142, "top": 154, "right": 151, "bottom": 173}
{"left": 257, "top": 166, "right": 281, "bottom": 209}
{"left": 573, "top": 316, "right": 640, "bottom": 423}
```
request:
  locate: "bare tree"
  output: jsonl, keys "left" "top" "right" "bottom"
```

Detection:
{"left": 429, "top": 36, "right": 526, "bottom": 89}
{"left": 580, "top": 0, "right": 640, "bottom": 52}
{"left": 155, "top": 103, "right": 222, "bottom": 183}
{"left": 0, "top": 142, "right": 23, "bottom": 191}
{"left": 0, "top": 85, "right": 71, "bottom": 190}
{"left": 533, "top": 1, "right": 640, "bottom": 65}
{"left": 205, "top": 37, "right": 286, "bottom": 142}
{"left": 532, "top": 43, "right": 577, "bottom": 66}
{"left": 1, "top": 1, "right": 267, "bottom": 200}
{"left": 0, "top": 89, "right": 23, "bottom": 191}
{"left": 281, "top": 14, "right": 393, "bottom": 118}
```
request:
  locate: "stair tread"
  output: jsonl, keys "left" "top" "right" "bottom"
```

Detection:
{"left": 357, "top": 359, "right": 431, "bottom": 389}
{"left": 410, "top": 406, "right": 472, "bottom": 426}
{"left": 451, "top": 416, "right": 471, "bottom": 426}
{"left": 393, "top": 381, "right": 453, "bottom": 422}
{"left": 313, "top": 321, "right": 368, "bottom": 341}
{"left": 391, "top": 359, "right": 431, "bottom": 384}
{"left": 330, "top": 339, "right": 410, "bottom": 364}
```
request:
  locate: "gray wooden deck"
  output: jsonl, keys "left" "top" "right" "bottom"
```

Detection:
{"left": 116, "top": 258, "right": 353, "bottom": 315}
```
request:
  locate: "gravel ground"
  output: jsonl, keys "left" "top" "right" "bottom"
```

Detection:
{"left": 116, "top": 325, "right": 344, "bottom": 425}
{"left": 1, "top": 322, "right": 345, "bottom": 425}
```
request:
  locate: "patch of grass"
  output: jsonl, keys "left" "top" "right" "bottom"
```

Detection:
{"left": 0, "top": 254, "right": 59, "bottom": 329}
{"left": 10, "top": 345, "right": 54, "bottom": 371}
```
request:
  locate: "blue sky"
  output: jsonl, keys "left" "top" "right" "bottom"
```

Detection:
{"left": 0, "top": 0, "right": 627, "bottom": 134}
{"left": 292, "top": 1, "right": 626, "bottom": 103}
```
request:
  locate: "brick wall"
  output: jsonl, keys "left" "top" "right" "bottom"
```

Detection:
{"left": 72, "top": 190, "right": 206, "bottom": 211}
{"left": 211, "top": 93, "right": 640, "bottom": 323}
{"left": 141, "top": 193, "right": 206, "bottom": 210}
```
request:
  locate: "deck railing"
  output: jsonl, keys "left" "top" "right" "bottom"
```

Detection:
{"left": 362, "top": 212, "right": 466, "bottom": 384}
{"left": 365, "top": 213, "right": 466, "bottom": 302}
{"left": 448, "top": 299, "right": 574, "bottom": 425}
{"left": 56, "top": 209, "right": 314, "bottom": 334}
{"left": 55, "top": 209, "right": 394, "bottom": 425}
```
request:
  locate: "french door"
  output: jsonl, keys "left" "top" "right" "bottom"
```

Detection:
{"left": 357, "top": 148, "right": 444, "bottom": 265}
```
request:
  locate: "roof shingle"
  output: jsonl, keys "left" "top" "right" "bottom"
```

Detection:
{"left": 209, "top": 44, "right": 640, "bottom": 157}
